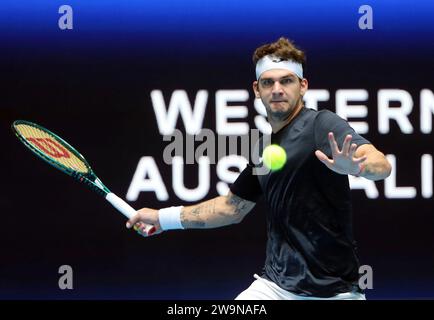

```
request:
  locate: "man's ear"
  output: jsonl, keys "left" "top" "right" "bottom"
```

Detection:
{"left": 253, "top": 81, "right": 260, "bottom": 98}
{"left": 300, "top": 78, "right": 308, "bottom": 96}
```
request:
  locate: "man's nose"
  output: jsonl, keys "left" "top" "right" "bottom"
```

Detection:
{"left": 272, "top": 81, "right": 284, "bottom": 95}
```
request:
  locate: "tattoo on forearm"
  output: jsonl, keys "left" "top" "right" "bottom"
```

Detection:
{"left": 181, "top": 200, "right": 216, "bottom": 228}
{"left": 228, "top": 194, "right": 248, "bottom": 215}
{"left": 181, "top": 195, "right": 253, "bottom": 229}
{"left": 191, "top": 201, "right": 215, "bottom": 216}
{"left": 186, "top": 206, "right": 207, "bottom": 227}
{"left": 190, "top": 207, "right": 201, "bottom": 216}
{"left": 184, "top": 219, "right": 206, "bottom": 228}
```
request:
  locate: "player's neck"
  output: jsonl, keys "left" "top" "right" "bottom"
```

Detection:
{"left": 269, "top": 103, "right": 304, "bottom": 133}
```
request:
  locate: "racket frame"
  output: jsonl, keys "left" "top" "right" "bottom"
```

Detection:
{"left": 12, "top": 120, "right": 110, "bottom": 196}
{"left": 12, "top": 120, "right": 156, "bottom": 235}
{"left": 12, "top": 120, "right": 156, "bottom": 234}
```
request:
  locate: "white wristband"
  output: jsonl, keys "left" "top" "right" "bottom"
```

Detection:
{"left": 158, "top": 206, "right": 184, "bottom": 230}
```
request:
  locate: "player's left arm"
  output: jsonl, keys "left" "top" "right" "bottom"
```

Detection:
{"left": 353, "top": 143, "right": 392, "bottom": 181}
{"left": 315, "top": 132, "right": 392, "bottom": 181}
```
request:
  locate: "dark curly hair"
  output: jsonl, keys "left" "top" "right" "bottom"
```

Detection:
{"left": 253, "top": 37, "right": 306, "bottom": 71}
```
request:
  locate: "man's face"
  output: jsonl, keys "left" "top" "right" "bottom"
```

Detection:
{"left": 253, "top": 69, "right": 308, "bottom": 121}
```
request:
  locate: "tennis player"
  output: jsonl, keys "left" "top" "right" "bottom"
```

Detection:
{"left": 127, "top": 37, "right": 392, "bottom": 300}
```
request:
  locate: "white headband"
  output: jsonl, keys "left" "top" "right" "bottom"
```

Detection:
{"left": 255, "top": 55, "right": 303, "bottom": 80}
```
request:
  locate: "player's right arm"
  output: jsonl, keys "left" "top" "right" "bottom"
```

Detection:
{"left": 126, "top": 191, "right": 256, "bottom": 236}
{"left": 180, "top": 191, "right": 256, "bottom": 228}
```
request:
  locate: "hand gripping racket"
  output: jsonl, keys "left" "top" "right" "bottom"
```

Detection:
{"left": 12, "top": 120, "right": 156, "bottom": 235}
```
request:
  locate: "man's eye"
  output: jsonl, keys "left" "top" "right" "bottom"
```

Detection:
{"left": 280, "top": 78, "right": 293, "bottom": 85}
{"left": 262, "top": 80, "right": 273, "bottom": 87}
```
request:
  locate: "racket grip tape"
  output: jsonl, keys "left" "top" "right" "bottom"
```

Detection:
{"left": 105, "top": 193, "right": 156, "bottom": 235}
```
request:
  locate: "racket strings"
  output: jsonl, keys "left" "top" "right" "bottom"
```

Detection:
{"left": 15, "top": 124, "right": 89, "bottom": 174}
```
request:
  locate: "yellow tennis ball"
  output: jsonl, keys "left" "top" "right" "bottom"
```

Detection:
{"left": 262, "top": 144, "right": 287, "bottom": 171}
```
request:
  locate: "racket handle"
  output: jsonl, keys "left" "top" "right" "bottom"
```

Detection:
{"left": 105, "top": 193, "right": 156, "bottom": 235}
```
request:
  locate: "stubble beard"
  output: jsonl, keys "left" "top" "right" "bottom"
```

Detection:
{"left": 267, "top": 98, "right": 301, "bottom": 122}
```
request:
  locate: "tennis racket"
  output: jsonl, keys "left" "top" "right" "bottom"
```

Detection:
{"left": 12, "top": 120, "right": 156, "bottom": 235}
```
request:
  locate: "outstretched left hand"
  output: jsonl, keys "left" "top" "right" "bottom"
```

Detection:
{"left": 315, "top": 132, "right": 367, "bottom": 176}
